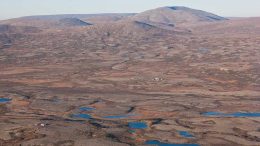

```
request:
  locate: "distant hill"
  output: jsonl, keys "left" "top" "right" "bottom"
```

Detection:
{"left": 58, "top": 18, "right": 92, "bottom": 27}
{"left": 0, "top": 7, "right": 229, "bottom": 30}
{"left": 129, "top": 6, "right": 227, "bottom": 29}
{"left": 0, "top": 13, "right": 135, "bottom": 28}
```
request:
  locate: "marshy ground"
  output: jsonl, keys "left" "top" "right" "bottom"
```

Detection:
{"left": 0, "top": 10, "right": 260, "bottom": 146}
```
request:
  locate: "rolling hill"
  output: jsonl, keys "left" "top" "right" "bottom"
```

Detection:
{"left": 129, "top": 6, "right": 228, "bottom": 29}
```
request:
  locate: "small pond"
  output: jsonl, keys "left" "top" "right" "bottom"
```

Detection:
{"left": 71, "top": 113, "right": 92, "bottom": 119}
{"left": 128, "top": 122, "right": 147, "bottom": 129}
{"left": 202, "top": 112, "right": 260, "bottom": 117}
{"left": 103, "top": 114, "right": 134, "bottom": 119}
{"left": 0, "top": 98, "right": 12, "bottom": 103}
{"left": 145, "top": 140, "right": 200, "bottom": 146}
{"left": 79, "top": 107, "right": 95, "bottom": 111}
{"left": 178, "top": 131, "right": 194, "bottom": 138}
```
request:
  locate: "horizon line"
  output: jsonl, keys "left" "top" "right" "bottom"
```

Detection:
{"left": 1, "top": 6, "right": 260, "bottom": 21}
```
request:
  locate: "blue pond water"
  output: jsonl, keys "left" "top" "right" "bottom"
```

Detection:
{"left": 71, "top": 113, "right": 92, "bottom": 119}
{"left": 203, "top": 112, "right": 260, "bottom": 117}
{"left": 79, "top": 107, "right": 95, "bottom": 111}
{"left": 178, "top": 131, "right": 194, "bottom": 138}
{"left": 145, "top": 140, "right": 200, "bottom": 146}
{"left": 103, "top": 114, "right": 134, "bottom": 119}
{"left": 128, "top": 122, "right": 147, "bottom": 129}
{"left": 0, "top": 98, "right": 12, "bottom": 103}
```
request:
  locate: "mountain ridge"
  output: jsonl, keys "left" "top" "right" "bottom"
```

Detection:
{"left": 0, "top": 6, "right": 227, "bottom": 26}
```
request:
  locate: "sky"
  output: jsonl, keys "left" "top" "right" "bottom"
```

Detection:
{"left": 1, "top": 0, "right": 260, "bottom": 20}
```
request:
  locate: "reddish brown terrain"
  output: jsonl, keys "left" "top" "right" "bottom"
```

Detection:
{"left": 0, "top": 6, "right": 259, "bottom": 146}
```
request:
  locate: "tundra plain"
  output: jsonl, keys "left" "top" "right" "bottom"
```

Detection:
{"left": 0, "top": 7, "right": 260, "bottom": 146}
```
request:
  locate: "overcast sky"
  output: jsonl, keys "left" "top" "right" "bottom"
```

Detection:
{"left": 1, "top": 0, "right": 260, "bottom": 20}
